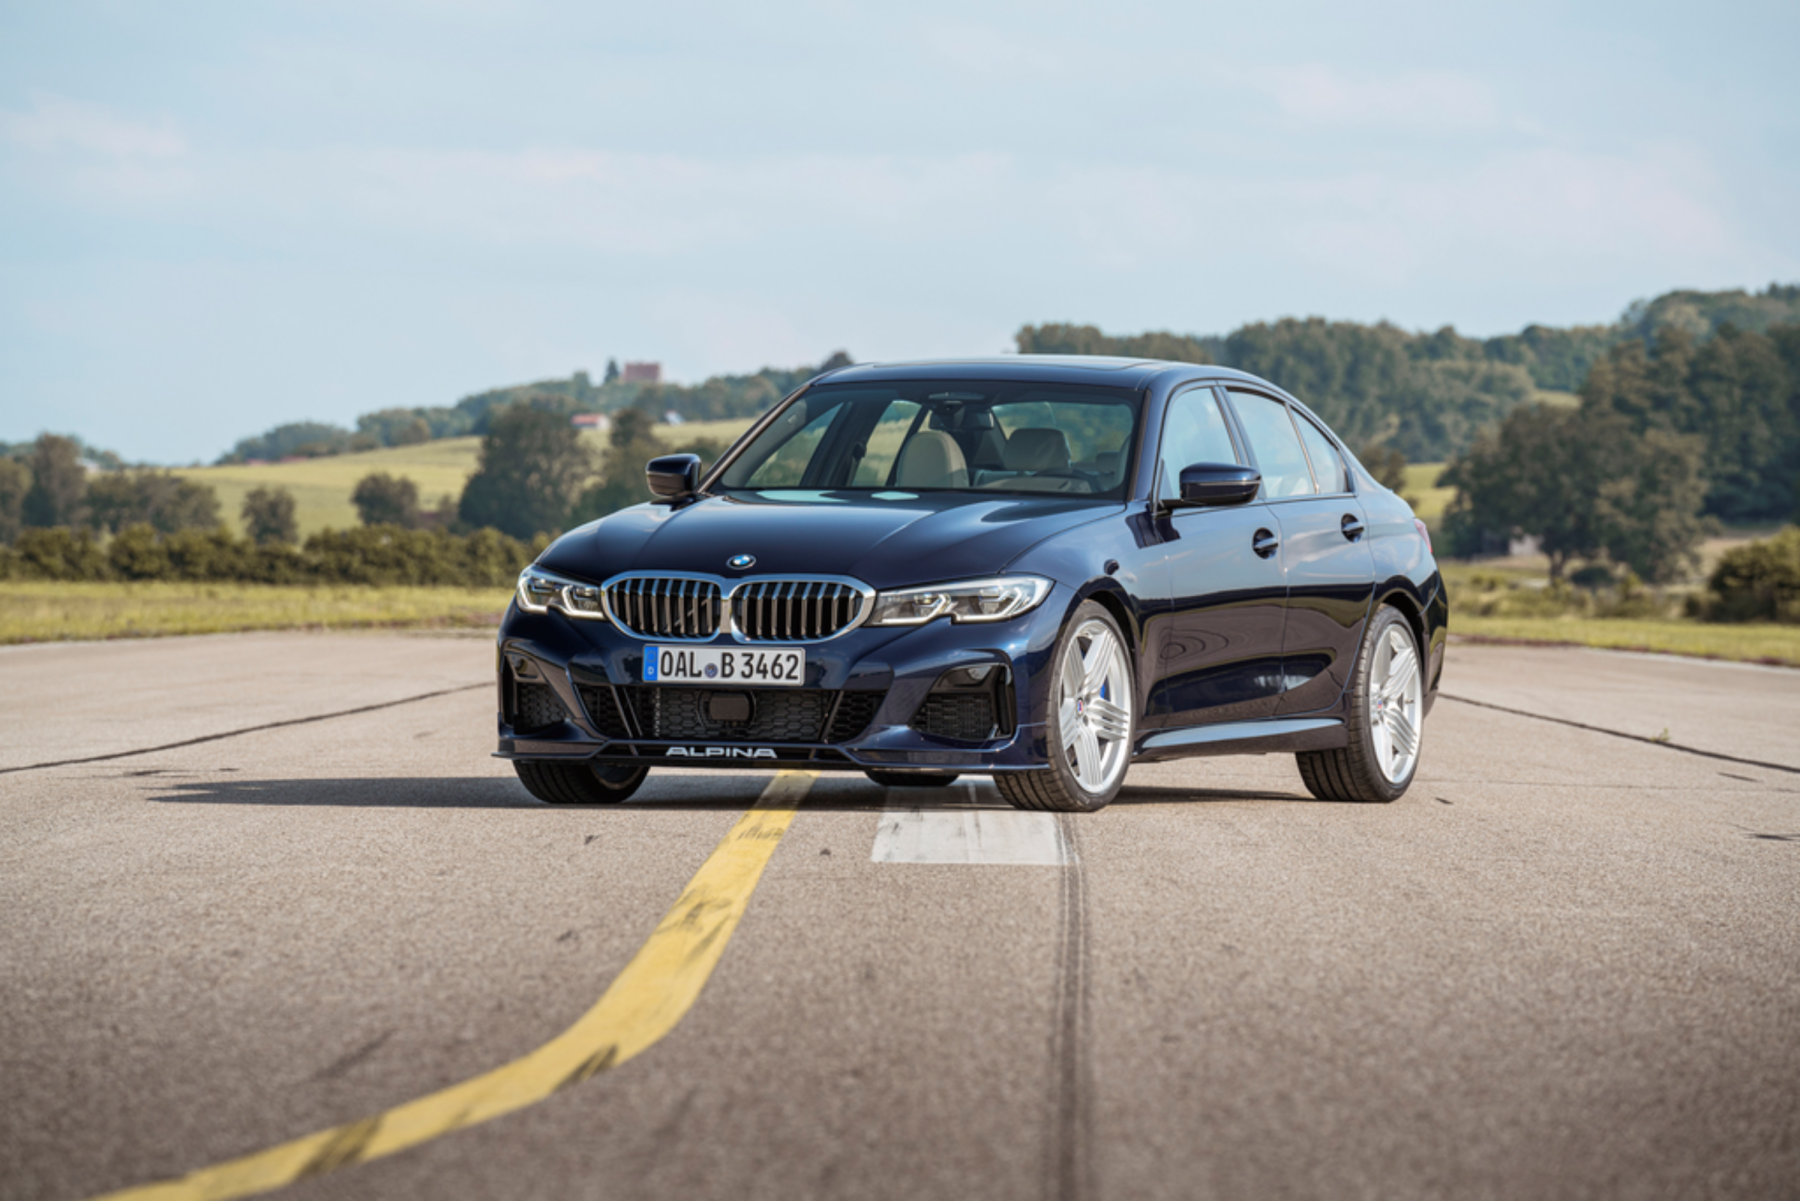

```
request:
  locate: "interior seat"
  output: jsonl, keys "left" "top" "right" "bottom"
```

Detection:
{"left": 893, "top": 430, "right": 969, "bottom": 489}
{"left": 1004, "top": 428, "right": 1071, "bottom": 473}
{"left": 974, "top": 428, "right": 1092, "bottom": 492}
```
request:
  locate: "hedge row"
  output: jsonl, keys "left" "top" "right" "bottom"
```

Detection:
{"left": 1703, "top": 527, "right": 1800, "bottom": 624}
{"left": 0, "top": 524, "right": 545, "bottom": 587}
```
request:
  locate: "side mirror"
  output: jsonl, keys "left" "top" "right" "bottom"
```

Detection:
{"left": 646, "top": 453, "right": 702, "bottom": 502}
{"left": 1176, "top": 462, "right": 1261, "bottom": 507}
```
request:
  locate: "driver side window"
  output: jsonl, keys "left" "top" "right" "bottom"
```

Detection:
{"left": 1157, "top": 387, "right": 1240, "bottom": 502}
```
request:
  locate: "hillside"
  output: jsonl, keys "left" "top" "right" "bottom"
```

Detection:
{"left": 1018, "top": 283, "right": 1800, "bottom": 463}
{"left": 180, "top": 418, "right": 752, "bottom": 538}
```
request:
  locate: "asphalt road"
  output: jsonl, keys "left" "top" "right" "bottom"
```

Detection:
{"left": 2, "top": 632, "right": 1796, "bottom": 1201}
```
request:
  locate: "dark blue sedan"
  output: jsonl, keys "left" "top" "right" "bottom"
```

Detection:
{"left": 497, "top": 356, "right": 1446, "bottom": 811}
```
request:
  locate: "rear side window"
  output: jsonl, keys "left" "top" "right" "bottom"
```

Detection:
{"left": 1157, "top": 387, "right": 1240, "bottom": 501}
{"left": 1294, "top": 414, "right": 1349, "bottom": 494}
{"left": 1227, "top": 391, "right": 1314, "bottom": 499}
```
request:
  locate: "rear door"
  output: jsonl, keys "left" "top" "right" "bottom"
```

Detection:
{"left": 1145, "top": 384, "right": 1289, "bottom": 728}
{"left": 1224, "top": 390, "right": 1376, "bottom": 716}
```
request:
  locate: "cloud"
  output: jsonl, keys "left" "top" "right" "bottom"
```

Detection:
{"left": 0, "top": 93, "right": 186, "bottom": 157}
{"left": 1251, "top": 66, "right": 1502, "bottom": 131}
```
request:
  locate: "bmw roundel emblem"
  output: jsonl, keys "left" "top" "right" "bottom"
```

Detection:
{"left": 727, "top": 553, "right": 755, "bottom": 570}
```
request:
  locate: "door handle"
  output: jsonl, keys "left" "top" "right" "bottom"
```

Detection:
{"left": 1252, "top": 529, "right": 1280, "bottom": 559}
{"left": 1341, "top": 514, "right": 1365, "bottom": 542}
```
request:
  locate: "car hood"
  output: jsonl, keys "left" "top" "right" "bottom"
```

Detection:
{"left": 537, "top": 491, "right": 1121, "bottom": 589}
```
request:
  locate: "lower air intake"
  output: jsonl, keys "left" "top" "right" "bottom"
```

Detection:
{"left": 911, "top": 694, "right": 998, "bottom": 742}
{"left": 512, "top": 682, "right": 567, "bottom": 732}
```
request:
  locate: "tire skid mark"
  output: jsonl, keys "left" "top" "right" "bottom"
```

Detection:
{"left": 1, "top": 684, "right": 490, "bottom": 775}
{"left": 82, "top": 770, "right": 814, "bottom": 1201}
{"left": 1046, "top": 813, "right": 1095, "bottom": 1201}
{"left": 1438, "top": 692, "right": 1800, "bottom": 776}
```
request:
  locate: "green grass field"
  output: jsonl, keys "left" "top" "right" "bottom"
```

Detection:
{"left": 1451, "top": 615, "right": 1800, "bottom": 667}
{"left": 176, "top": 419, "right": 755, "bottom": 539}
{"left": 0, "top": 581, "right": 511, "bottom": 644}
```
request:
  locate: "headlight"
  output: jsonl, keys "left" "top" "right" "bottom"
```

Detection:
{"left": 866, "top": 576, "right": 1052, "bottom": 626}
{"left": 516, "top": 566, "right": 607, "bottom": 621}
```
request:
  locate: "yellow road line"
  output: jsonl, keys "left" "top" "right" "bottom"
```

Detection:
{"left": 90, "top": 771, "right": 815, "bottom": 1201}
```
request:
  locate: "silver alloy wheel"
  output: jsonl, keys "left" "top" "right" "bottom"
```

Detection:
{"left": 1369, "top": 624, "right": 1423, "bottom": 782}
{"left": 1059, "top": 619, "right": 1132, "bottom": 795}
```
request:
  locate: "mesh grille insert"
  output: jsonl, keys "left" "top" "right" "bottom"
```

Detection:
{"left": 911, "top": 693, "right": 997, "bottom": 742}
{"left": 827, "top": 691, "right": 884, "bottom": 742}
{"left": 624, "top": 687, "right": 833, "bottom": 743}
{"left": 512, "top": 682, "right": 567, "bottom": 732}
{"left": 576, "top": 685, "right": 631, "bottom": 739}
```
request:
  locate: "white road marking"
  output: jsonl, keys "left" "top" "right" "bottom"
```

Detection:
{"left": 871, "top": 780, "right": 1071, "bottom": 865}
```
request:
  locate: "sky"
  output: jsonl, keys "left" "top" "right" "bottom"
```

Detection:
{"left": 2, "top": 0, "right": 1796, "bottom": 464}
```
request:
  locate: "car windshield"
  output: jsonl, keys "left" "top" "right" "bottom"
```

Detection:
{"left": 714, "top": 380, "right": 1142, "bottom": 499}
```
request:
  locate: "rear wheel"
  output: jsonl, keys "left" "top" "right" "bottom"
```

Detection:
{"left": 1296, "top": 606, "right": 1423, "bottom": 803}
{"left": 514, "top": 760, "right": 649, "bottom": 805}
{"left": 865, "top": 770, "right": 960, "bottom": 788}
{"left": 995, "top": 601, "right": 1134, "bottom": 813}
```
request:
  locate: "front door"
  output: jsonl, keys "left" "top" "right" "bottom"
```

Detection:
{"left": 1224, "top": 390, "right": 1376, "bottom": 715}
{"left": 1144, "top": 385, "right": 1289, "bottom": 728}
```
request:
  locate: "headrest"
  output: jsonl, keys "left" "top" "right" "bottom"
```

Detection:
{"left": 894, "top": 430, "right": 969, "bottom": 489}
{"left": 1004, "top": 428, "right": 1071, "bottom": 472}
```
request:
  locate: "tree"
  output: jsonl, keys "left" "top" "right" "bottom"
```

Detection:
{"left": 22, "top": 434, "right": 88, "bottom": 528}
{"left": 352, "top": 472, "right": 421, "bottom": 527}
{"left": 1439, "top": 404, "right": 1599, "bottom": 578}
{"left": 1577, "top": 324, "right": 1798, "bottom": 523}
{"left": 575, "top": 409, "right": 725, "bottom": 523}
{"left": 223, "top": 421, "right": 353, "bottom": 463}
{"left": 1440, "top": 404, "right": 1710, "bottom": 581}
{"left": 86, "top": 470, "right": 220, "bottom": 535}
{"left": 242, "top": 486, "right": 298, "bottom": 546}
{"left": 457, "top": 403, "right": 593, "bottom": 538}
{"left": 1585, "top": 422, "right": 1711, "bottom": 583}
{"left": 603, "top": 358, "right": 621, "bottom": 385}
{"left": 0, "top": 459, "right": 30, "bottom": 544}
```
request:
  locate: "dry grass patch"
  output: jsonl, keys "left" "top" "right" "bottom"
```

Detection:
{"left": 0, "top": 581, "right": 509, "bottom": 644}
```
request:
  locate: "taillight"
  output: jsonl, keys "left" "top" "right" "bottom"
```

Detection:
{"left": 1413, "top": 517, "right": 1432, "bottom": 554}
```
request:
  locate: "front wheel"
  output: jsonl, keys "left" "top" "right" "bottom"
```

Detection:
{"left": 1296, "top": 606, "right": 1423, "bottom": 803}
{"left": 514, "top": 760, "right": 649, "bottom": 805}
{"left": 995, "top": 601, "right": 1135, "bottom": 813}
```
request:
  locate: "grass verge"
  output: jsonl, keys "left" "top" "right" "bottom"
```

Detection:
{"left": 0, "top": 582, "right": 509, "bottom": 645}
{"left": 1451, "top": 615, "right": 1800, "bottom": 667}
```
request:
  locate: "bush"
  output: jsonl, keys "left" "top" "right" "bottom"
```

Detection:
{"left": 108, "top": 523, "right": 171, "bottom": 579}
{"left": 14, "top": 527, "right": 109, "bottom": 580}
{"left": 1705, "top": 527, "right": 1800, "bottom": 623}
{"left": 0, "top": 524, "right": 536, "bottom": 587}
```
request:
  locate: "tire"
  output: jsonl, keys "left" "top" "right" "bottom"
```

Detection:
{"left": 994, "top": 600, "right": 1134, "bottom": 813}
{"left": 514, "top": 759, "right": 649, "bottom": 805}
{"left": 1297, "top": 605, "right": 1423, "bottom": 803}
{"left": 865, "top": 770, "right": 960, "bottom": 788}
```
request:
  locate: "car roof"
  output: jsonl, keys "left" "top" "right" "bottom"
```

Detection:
{"left": 815, "top": 356, "right": 1279, "bottom": 391}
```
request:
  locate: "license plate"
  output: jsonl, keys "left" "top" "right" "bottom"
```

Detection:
{"left": 643, "top": 645, "right": 805, "bottom": 686}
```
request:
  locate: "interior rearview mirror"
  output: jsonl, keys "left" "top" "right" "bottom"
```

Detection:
{"left": 646, "top": 453, "right": 702, "bottom": 502}
{"left": 1176, "top": 462, "right": 1261, "bottom": 507}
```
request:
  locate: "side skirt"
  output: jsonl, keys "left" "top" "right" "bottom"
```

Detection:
{"left": 1132, "top": 717, "right": 1345, "bottom": 762}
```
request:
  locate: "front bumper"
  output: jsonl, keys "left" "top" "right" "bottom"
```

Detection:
{"left": 494, "top": 587, "right": 1072, "bottom": 773}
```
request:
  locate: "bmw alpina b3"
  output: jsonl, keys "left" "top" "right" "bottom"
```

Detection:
{"left": 498, "top": 357, "right": 1446, "bottom": 811}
